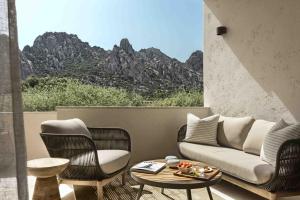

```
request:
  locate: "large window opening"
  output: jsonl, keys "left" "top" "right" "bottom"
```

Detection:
{"left": 16, "top": 0, "right": 203, "bottom": 111}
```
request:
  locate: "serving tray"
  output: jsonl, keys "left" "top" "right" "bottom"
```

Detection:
{"left": 173, "top": 168, "right": 220, "bottom": 181}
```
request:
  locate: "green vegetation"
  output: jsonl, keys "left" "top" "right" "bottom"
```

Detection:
{"left": 150, "top": 90, "right": 203, "bottom": 107}
{"left": 22, "top": 77, "right": 203, "bottom": 111}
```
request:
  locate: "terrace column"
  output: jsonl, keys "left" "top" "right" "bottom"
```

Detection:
{"left": 0, "top": 0, "right": 28, "bottom": 199}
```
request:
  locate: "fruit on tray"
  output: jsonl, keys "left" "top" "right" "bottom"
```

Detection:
{"left": 177, "top": 161, "right": 193, "bottom": 174}
{"left": 178, "top": 161, "right": 192, "bottom": 167}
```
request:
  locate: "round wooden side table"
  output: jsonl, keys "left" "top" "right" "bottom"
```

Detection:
{"left": 130, "top": 159, "right": 222, "bottom": 200}
{"left": 27, "top": 158, "right": 69, "bottom": 200}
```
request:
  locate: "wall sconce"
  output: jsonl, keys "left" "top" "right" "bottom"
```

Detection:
{"left": 217, "top": 26, "right": 227, "bottom": 35}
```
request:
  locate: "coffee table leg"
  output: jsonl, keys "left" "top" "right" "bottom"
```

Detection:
{"left": 186, "top": 189, "right": 192, "bottom": 200}
{"left": 206, "top": 187, "right": 213, "bottom": 200}
{"left": 161, "top": 188, "right": 165, "bottom": 194}
{"left": 136, "top": 184, "right": 144, "bottom": 200}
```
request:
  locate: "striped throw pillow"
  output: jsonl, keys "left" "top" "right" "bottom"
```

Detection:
{"left": 260, "top": 119, "right": 300, "bottom": 166}
{"left": 184, "top": 114, "right": 220, "bottom": 146}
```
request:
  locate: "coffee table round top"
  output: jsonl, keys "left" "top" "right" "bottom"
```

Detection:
{"left": 130, "top": 159, "right": 222, "bottom": 189}
{"left": 27, "top": 158, "right": 70, "bottom": 178}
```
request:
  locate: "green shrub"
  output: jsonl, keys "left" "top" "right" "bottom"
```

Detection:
{"left": 22, "top": 77, "right": 144, "bottom": 111}
{"left": 150, "top": 90, "right": 203, "bottom": 107}
{"left": 22, "top": 77, "right": 203, "bottom": 111}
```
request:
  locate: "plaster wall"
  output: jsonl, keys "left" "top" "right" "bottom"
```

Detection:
{"left": 24, "top": 112, "right": 56, "bottom": 160}
{"left": 204, "top": 0, "right": 300, "bottom": 122}
{"left": 57, "top": 107, "right": 210, "bottom": 164}
{"left": 24, "top": 108, "right": 210, "bottom": 163}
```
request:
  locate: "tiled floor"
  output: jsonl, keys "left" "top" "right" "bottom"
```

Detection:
{"left": 0, "top": 177, "right": 18, "bottom": 200}
{"left": 27, "top": 176, "right": 300, "bottom": 200}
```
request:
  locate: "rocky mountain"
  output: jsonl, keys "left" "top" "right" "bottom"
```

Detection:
{"left": 186, "top": 50, "right": 203, "bottom": 72}
{"left": 20, "top": 32, "right": 203, "bottom": 95}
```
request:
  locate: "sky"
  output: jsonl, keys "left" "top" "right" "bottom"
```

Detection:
{"left": 16, "top": 0, "right": 203, "bottom": 62}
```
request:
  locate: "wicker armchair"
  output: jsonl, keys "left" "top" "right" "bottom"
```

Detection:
{"left": 177, "top": 125, "right": 300, "bottom": 200}
{"left": 40, "top": 119, "right": 131, "bottom": 200}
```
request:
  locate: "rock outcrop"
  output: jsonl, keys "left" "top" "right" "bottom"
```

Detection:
{"left": 186, "top": 50, "right": 203, "bottom": 73}
{"left": 20, "top": 32, "right": 203, "bottom": 95}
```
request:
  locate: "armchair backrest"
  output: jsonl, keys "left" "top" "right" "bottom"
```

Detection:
{"left": 40, "top": 119, "right": 105, "bottom": 180}
{"left": 41, "top": 118, "right": 92, "bottom": 138}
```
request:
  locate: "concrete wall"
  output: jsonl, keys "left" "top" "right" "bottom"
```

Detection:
{"left": 57, "top": 107, "right": 210, "bottom": 164}
{"left": 24, "top": 112, "right": 56, "bottom": 160}
{"left": 204, "top": 0, "right": 300, "bottom": 122}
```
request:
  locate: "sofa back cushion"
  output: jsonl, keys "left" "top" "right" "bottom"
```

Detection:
{"left": 184, "top": 114, "right": 219, "bottom": 146}
{"left": 261, "top": 119, "right": 300, "bottom": 166}
{"left": 41, "top": 118, "right": 92, "bottom": 138}
{"left": 243, "top": 120, "right": 275, "bottom": 155}
{"left": 217, "top": 116, "right": 254, "bottom": 150}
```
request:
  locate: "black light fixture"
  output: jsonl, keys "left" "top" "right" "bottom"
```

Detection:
{"left": 217, "top": 26, "right": 227, "bottom": 35}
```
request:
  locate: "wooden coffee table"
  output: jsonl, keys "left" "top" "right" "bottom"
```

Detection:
{"left": 130, "top": 160, "right": 222, "bottom": 200}
{"left": 27, "top": 158, "right": 70, "bottom": 200}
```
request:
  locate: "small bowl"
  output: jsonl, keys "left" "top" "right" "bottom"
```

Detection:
{"left": 166, "top": 159, "right": 180, "bottom": 168}
{"left": 165, "top": 156, "right": 178, "bottom": 161}
{"left": 178, "top": 166, "right": 192, "bottom": 174}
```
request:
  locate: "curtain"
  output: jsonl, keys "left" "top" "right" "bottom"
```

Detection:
{"left": 0, "top": 0, "right": 28, "bottom": 199}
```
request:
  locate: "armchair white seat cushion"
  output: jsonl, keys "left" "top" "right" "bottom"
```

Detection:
{"left": 97, "top": 150, "right": 130, "bottom": 174}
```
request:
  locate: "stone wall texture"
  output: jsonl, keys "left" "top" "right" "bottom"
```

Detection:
{"left": 204, "top": 0, "right": 300, "bottom": 122}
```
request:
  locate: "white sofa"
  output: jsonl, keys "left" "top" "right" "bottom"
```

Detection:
{"left": 177, "top": 116, "right": 300, "bottom": 200}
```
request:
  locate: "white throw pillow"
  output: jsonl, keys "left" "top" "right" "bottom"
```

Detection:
{"left": 260, "top": 119, "right": 300, "bottom": 166}
{"left": 243, "top": 120, "right": 275, "bottom": 155}
{"left": 217, "top": 116, "right": 255, "bottom": 150}
{"left": 184, "top": 114, "right": 220, "bottom": 146}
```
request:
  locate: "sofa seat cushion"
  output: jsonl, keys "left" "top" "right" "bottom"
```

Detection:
{"left": 179, "top": 142, "right": 274, "bottom": 185}
{"left": 97, "top": 150, "right": 130, "bottom": 174}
